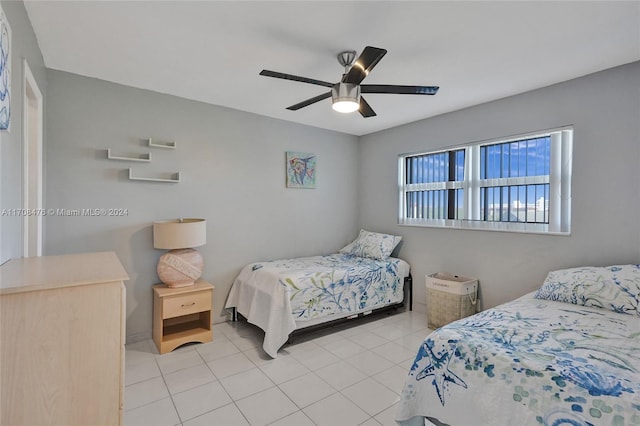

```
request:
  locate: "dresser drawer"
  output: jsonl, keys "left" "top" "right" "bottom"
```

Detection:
{"left": 163, "top": 290, "right": 211, "bottom": 319}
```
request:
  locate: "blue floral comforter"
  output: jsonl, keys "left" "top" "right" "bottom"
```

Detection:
{"left": 396, "top": 293, "right": 640, "bottom": 426}
{"left": 225, "top": 254, "right": 410, "bottom": 358}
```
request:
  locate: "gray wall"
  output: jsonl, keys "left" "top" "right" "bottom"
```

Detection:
{"left": 44, "top": 70, "right": 359, "bottom": 341}
{"left": 7, "top": 0, "right": 639, "bottom": 340}
{"left": 358, "top": 61, "right": 640, "bottom": 313}
{"left": 0, "top": 0, "right": 46, "bottom": 264}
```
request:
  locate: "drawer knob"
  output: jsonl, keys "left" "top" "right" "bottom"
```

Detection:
{"left": 181, "top": 302, "right": 196, "bottom": 308}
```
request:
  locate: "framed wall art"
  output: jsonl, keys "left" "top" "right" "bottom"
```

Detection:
{"left": 0, "top": 4, "right": 11, "bottom": 131}
{"left": 286, "top": 151, "right": 316, "bottom": 189}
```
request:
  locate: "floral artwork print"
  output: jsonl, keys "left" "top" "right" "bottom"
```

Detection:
{"left": 0, "top": 4, "right": 11, "bottom": 131}
{"left": 286, "top": 151, "right": 316, "bottom": 188}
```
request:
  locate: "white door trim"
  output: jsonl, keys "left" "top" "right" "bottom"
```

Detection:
{"left": 22, "top": 59, "right": 44, "bottom": 257}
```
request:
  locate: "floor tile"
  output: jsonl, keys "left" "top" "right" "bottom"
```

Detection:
{"left": 370, "top": 324, "right": 408, "bottom": 341}
{"left": 268, "top": 410, "right": 315, "bottom": 425}
{"left": 374, "top": 402, "right": 400, "bottom": 426}
{"left": 346, "top": 350, "right": 395, "bottom": 376}
{"left": 279, "top": 372, "right": 336, "bottom": 408}
{"left": 124, "top": 376, "right": 170, "bottom": 411}
{"left": 393, "top": 329, "right": 431, "bottom": 352}
{"left": 371, "top": 341, "right": 416, "bottom": 364}
{"left": 123, "top": 396, "right": 180, "bottom": 426}
{"left": 323, "top": 337, "right": 367, "bottom": 359}
{"left": 288, "top": 343, "right": 340, "bottom": 371}
{"left": 156, "top": 348, "right": 204, "bottom": 375}
{"left": 393, "top": 314, "right": 430, "bottom": 333}
{"left": 125, "top": 340, "right": 157, "bottom": 364}
{"left": 163, "top": 363, "right": 217, "bottom": 395}
{"left": 219, "top": 367, "right": 275, "bottom": 400}
{"left": 220, "top": 323, "right": 264, "bottom": 351}
{"left": 242, "top": 346, "right": 276, "bottom": 366}
{"left": 281, "top": 339, "right": 319, "bottom": 356}
{"left": 122, "top": 311, "right": 423, "bottom": 426}
{"left": 208, "top": 351, "right": 256, "bottom": 379}
{"left": 312, "top": 330, "right": 350, "bottom": 345}
{"left": 217, "top": 320, "right": 260, "bottom": 338}
{"left": 373, "top": 365, "right": 410, "bottom": 394}
{"left": 228, "top": 333, "right": 263, "bottom": 351}
{"left": 172, "top": 380, "right": 232, "bottom": 422}
{"left": 196, "top": 338, "right": 240, "bottom": 362}
{"left": 125, "top": 356, "right": 161, "bottom": 386}
{"left": 303, "top": 393, "right": 369, "bottom": 426}
{"left": 349, "top": 331, "right": 390, "bottom": 349}
{"left": 235, "top": 387, "right": 298, "bottom": 426}
{"left": 258, "top": 355, "right": 309, "bottom": 384}
{"left": 182, "top": 402, "right": 249, "bottom": 426}
{"left": 314, "top": 359, "right": 368, "bottom": 390}
{"left": 214, "top": 321, "right": 243, "bottom": 337}
{"left": 341, "top": 378, "right": 400, "bottom": 416}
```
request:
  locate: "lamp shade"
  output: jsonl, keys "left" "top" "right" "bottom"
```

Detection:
{"left": 153, "top": 219, "right": 206, "bottom": 249}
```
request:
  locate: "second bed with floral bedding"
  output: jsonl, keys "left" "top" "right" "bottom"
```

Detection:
{"left": 395, "top": 264, "right": 640, "bottom": 426}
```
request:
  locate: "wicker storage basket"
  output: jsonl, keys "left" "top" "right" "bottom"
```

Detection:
{"left": 426, "top": 273, "right": 478, "bottom": 329}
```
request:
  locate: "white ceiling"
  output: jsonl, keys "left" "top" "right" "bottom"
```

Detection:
{"left": 24, "top": 1, "right": 640, "bottom": 136}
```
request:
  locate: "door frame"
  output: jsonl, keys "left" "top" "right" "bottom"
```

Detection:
{"left": 22, "top": 59, "right": 44, "bottom": 257}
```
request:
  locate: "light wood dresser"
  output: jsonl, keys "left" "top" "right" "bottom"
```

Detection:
{"left": 0, "top": 251, "right": 129, "bottom": 426}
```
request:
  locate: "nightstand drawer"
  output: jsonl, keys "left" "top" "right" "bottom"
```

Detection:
{"left": 163, "top": 290, "right": 211, "bottom": 319}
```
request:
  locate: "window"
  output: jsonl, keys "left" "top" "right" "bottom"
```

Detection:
{"left": 398, "top": 127, "right": 572, "bottom": 234}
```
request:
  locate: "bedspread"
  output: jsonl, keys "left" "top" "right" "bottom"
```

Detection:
{"left": 396, "top": 293, "right": 640, "bottom": 426}
{"left": 225, "top": 253, "right": 410, "bottom": 358}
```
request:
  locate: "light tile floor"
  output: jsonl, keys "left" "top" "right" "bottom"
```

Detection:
{"left": 124, "top": 310, "right": 431, "bottom": 426}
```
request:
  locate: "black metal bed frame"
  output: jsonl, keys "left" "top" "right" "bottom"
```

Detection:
{"left": 230, "top": 273, "right": 413, "bottom": 345}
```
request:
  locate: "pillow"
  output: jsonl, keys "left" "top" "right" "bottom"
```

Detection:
{"left": 534, "top": 264, "right": 640, "bottom": 316}
{"left": 339, "top": 229, "right": 402, "bottom": 260}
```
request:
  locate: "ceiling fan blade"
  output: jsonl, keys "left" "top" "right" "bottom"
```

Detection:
{"left": 342, "top": 46, "right": 387, "bottom": 85}
{"left": 361, "top": 84, "right": 439, "bottom": 95}
{"left": 286, "top": 91, "right": 332, "bottom": 111}
{"left": 260, "top": 70, "right": 334, "bottom": 88}
{"left": 359, "top": 97, "right": 376, "bottom": 118}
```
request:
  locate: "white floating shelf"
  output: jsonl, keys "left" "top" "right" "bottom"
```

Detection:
{"left": 107, "top": 149, "right": 151, "bottom": 162}
{"left": 148, "top": 138, "right": 176, "bottom": 149}
{"left": 128, "top": 168, "right": 181, "bottom": 183}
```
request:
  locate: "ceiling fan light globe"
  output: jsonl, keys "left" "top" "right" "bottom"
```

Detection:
{"left": 332, "top": 100, "right": 360, "bottom": 113}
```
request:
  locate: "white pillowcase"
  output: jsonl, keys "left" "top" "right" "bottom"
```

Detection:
{"left": 339, "top": 229, "right": 402, "bottom": 260}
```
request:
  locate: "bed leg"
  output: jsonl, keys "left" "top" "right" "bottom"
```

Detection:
{"left": 408, "top": 274, "right": 413, "bottom": 311}
{"left": 231, "top": 307, "right": 238, "bottom": 322}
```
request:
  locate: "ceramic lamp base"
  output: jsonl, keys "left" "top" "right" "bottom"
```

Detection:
{"left": 157, "top": 248, "right": 204, "bottom": 288}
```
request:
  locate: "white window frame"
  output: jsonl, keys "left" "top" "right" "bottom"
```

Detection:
{"left": 398, "top": 126, "right": 573, "bottom": 235}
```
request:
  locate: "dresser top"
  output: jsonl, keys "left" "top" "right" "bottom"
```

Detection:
{"left": 0, "top": 251, "right": 129, "bottom": 294}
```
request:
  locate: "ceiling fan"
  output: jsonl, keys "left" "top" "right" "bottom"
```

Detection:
{"left": 260, "top": 46, "right": 439, "bottom": 118}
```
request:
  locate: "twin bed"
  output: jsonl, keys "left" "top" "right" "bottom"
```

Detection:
{"left": 396, "top": 264, "right": 640, "bottom": 426}
{"left": 225, "top": 230, "right": 411, "bottom": 358}
{"left": 225, "top": 229, "right": 639, "bottom": 426}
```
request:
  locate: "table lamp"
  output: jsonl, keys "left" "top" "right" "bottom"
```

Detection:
{"left": 153, "top": 218, "right": 206, "bottom": 288}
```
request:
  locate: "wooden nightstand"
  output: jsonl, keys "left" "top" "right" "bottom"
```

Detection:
{"left": 153, "top": 280, "right": 214, "bottom": 354}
